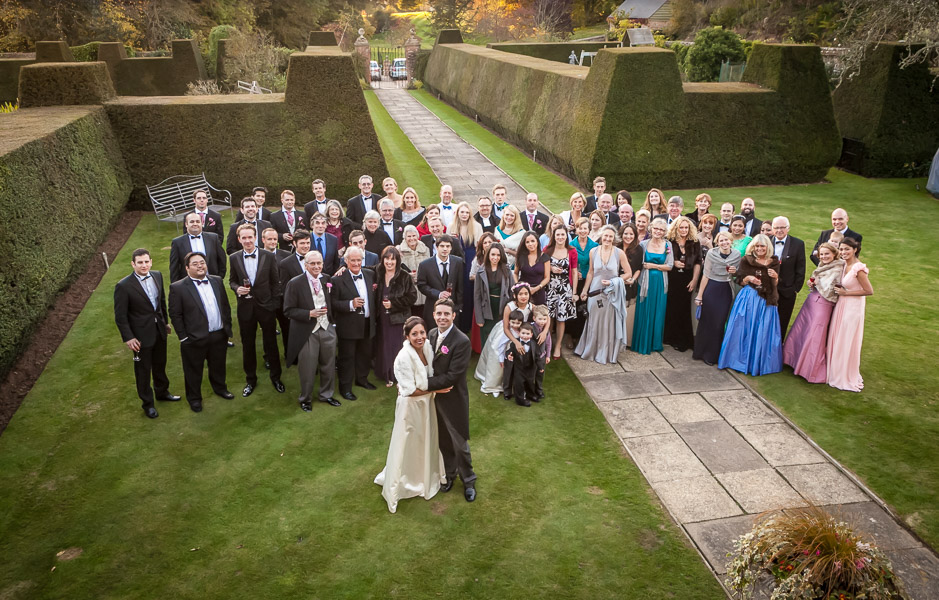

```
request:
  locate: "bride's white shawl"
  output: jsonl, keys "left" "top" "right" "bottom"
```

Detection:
{"left": 393, "top": 341, "right": 435, "bottom": 397}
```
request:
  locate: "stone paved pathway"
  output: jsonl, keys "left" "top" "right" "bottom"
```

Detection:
{"left": 375, "top": 86, "right": 939, "bottom": 599}
{"left": 374, "top": 88, "right": 528, "bottom": 206}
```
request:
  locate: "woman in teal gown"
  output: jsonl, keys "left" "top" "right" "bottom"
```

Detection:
{"left": 632, "top": 218, "right": 673, "bottom": 355}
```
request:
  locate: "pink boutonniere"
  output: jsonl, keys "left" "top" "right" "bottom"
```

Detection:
{"left": 536, "top": 219, "right": 542, "bottom": 226}
{"left": 397, "top": 227, "right": 402, "bottom": 232}
{"left": 208, "top": 218, "right": 215, "bottom": 226}
{"left": 440, "top": 345, "right": 449, "bottom": 355}
{"left": 372, "top": 283, "right": 378, "bottom": 291}
{"left": 326, "top": 282, "right": 333, "bottom": 289}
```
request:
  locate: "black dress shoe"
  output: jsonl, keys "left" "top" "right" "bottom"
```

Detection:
{"left": 156, "top": 394, "right": 181, "bottom": 402}
{"left": 340, "top": 391, "right": 357, "bottom": 401}
{"left": 440, "top": 477, "right": 454, "bottom": 493}
{"left": 356, "top": 380, "right": 376, "bottom": 390}
{"left": 218, "top": 390, "right": 235, "bottom": 400}
{"left": 190, "top": 402, "right": 203, "bottom": 413}
{"left": 464, "top": 486, "right": 476, "bottom": 502}
{"left": 300, "top": 401, "right": 312, "bottom": 412}
{"left": 321, "top": 397, "right": 342, "bottom": 406}
{"left": 227, "top": 340, "right": 235, "bottom": 347}
{"left": 272, "top": 379, "right": 285, "bottom": 393}
{"left": 516, "top": 397, "right": 531, "bottom": 407}
{"left": 242, "top": 384, "right": 254, "bottom": 397}
{"left": 144, "top": 407, "right": 159, "bottom": 419}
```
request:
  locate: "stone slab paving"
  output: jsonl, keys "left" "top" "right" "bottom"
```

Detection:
{"left": 375, "top": 88, "right": 939, "bottom": 597}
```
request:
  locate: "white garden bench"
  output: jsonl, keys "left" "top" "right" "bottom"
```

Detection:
{"left": 145, "top": 173, "right": 233, "bottom": 234}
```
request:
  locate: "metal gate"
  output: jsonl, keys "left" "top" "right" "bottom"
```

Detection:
{"left": 369, "top": 46, "right": 408, "bottom": 89}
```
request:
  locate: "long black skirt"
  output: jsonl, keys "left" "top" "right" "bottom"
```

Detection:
{"left": 692, "top": 281, "right": 733, "bottom": 364}
{"left": 664, "top": 269, "right": 696, "bottom": 351}
{"left": 566, "top": 279, "right": 588, "bottom": 341}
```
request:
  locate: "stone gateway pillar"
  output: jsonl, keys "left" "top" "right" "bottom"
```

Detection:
{"left": 405, "top": 30, "right": 421, "bottom": 84}
{"left": 353, "top": 29, "right": 370, "bottom": 78}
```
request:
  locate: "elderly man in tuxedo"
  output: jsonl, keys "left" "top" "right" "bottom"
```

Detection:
{"left": 598, "top": 193, "right": 621, "bottom": 226}
{"left": 771, "top": 216, "right": 806, "bottom": 339}
{"left": 330, "top": 246, "right": 377, "bottom": 400}
{"left": 184, "top": 189, "right": 224, "bottom": 241}
{"left": 378, "top": 198, "right": 405, "bottom": 246}
{"left": 664, "top": 196, "right": 684, "bottom": 226}
{"left": 270, "top": 189, "right": 307, "bottom": 251}
{"left": 346, "top": 175, "right": 383, "bottom": 229}
{"left": 811, "top": 208, "right": 863, "bottom": 265}
{"left": 170, "top": 212, "right": 226, "bottom": 282}
{"left": 229, "top": 224, "right": 285, "bottom": 397}
{"left": 284, "top": 250, "right": 340, "bottom": 411}
{"left": 168, "top": 252, "right": 235, "bottom": 412}
{"left": 438, "top": 184, "right": 457, "bottom": 229}
{"left": 114, "top": 248, "right": 180, "bottom": 418}
{"left": 340, "top": 230, "right": 380, "bottom": 270}
{"left": 416, "top": 234, "right": 464, "bottom": 327}
{"left": 227, "top": 197, "right": 273, "bottom": 254}
{"left": 420, "top": 218, "right": 465, "bottom": 260}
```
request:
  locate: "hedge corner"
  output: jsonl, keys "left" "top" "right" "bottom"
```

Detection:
{"left": 35, "top": 41, "right": 74, "bottom": 62}
{"left": 436, "top": 30, "right": 464, "bottom": 45}
{"left": 308, "top": 31, "right": 339, "bottom": 47}
{"left": 19, "top": 62, "right": 116, "bottom": 108}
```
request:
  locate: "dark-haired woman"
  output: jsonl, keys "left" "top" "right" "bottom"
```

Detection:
{"left": 619, "top": 223, "right": 643, "bottom": 348}
{"left": 663, "top": 216, "right": 701, "bottom": 352}
{"left": 544, "top": 226, "right": 578, "bottom": 358}
{"left": 826, "top": 238, "right": 873, "bottom": 392}
{"left": 514, "top": 231, "right": 550, "bottom": 305}
{"left": 474, "top": 242, "right": 513, "bottom": 346}
{"left": 375, "top": 246, "right": 417, "bottom": 387}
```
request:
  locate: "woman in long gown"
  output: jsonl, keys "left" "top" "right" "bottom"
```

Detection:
{"left": 449, "top": 202, "right": 483, "bottom": 333}
{"left": 375, "top": 247, "right": 418, "bottom": 386}
{"left": 693, "top": 232, "right": 741, "bottom": 365}
{"left": 396, "top": 225, "right": 431, "bottom": 317}
{"left": 632, "top": 218, "right": 673, "bottom": 354}
{"left": 375, "top": 317, "right": 451, "bottom": 513}
{"left": 514, "top": 231, "right": 550, "bottom": 305}
{"left": 619, "top": 224, "right": 644, "bottom": 348}
{"left": 543, "top": 225, "right": 579, "bottom": 359}
{"left": 575, "top": 225, "right": 633, "bottom": 365}
{"left": 783, "top": 242, "right": 844, "bottom": 383}
{"left": 473, "top": 242, "right": 513, "bottom": 347}
{"left": 718, "top": 235, "right": 783, "bottom": 375}
{"left": 476, "top": 283, "right": 533, "bottom": 396}
{"left": 663, "top": 216, "right": 701, "bottom": 352}
{"left": 469, "top": 233, "right": 497, "bottom": 352}
{"left": 827, "top": 238, "right": 873, "bottom": 392}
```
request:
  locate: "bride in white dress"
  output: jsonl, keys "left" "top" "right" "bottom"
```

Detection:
{"left": 374, "top": 316, "right": 452, "bottom": 513}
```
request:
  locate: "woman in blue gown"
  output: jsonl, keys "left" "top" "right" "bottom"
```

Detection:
{"left": 718, "top": 234, "right": 783, "bottom": 375}
{"left": 632, "top": 218, "right": 672, "bottom": 355}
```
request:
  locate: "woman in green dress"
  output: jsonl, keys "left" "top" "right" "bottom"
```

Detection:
{"left": 632, "top": 218, "right": 673, "bottom": 354}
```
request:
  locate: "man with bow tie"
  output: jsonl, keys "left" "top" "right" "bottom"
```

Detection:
{"left": 378, "top": 198, "right": 405, "bottom": 245}
{"left": 491, "top": 184, "right": 510, "bottom": 219}
{"left": 114, "top": 248, "right": 180, "bottom": 418}
{"left": 303, "top": 178, "right": 335, "bottom": 223}
{"left": 717, "top": 202, "right": 735, "bottom": 233}
{"left": 770, "top": 216, "right": 806, "bottom": 340}
{"left": 438, "top": 185, "right": 456, "bottom": 229}
{"left": 583, "top": 175, "right": 606, "bottom": 213}
{"left": 170, "top": 212, "right": 226, "bottom": 282}
{"left": 330, "top": 246, "right": 377, "bottom": 400}
{"left": 229, "top": 224, "right": 285, "bottom": 397}
{"left": 346, "top": 174, "right": 383, "bottom": 230}
{"left": 284, "top": 250, "right": 340, "bottom": 411}
{"left": 227, "top": 197, "right": 273, "bottom": 254}
{"left": 184, "top": 189, "right": 224, "bottom": 241}
{"left": 270, "top": 189, "right": 307, "bottom": 250}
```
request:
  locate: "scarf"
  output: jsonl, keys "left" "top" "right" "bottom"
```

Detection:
{"left": 812, "top": 258, "right": 845, "bottom": 303}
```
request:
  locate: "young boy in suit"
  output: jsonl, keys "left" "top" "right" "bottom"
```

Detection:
{"left": 531, "top": 304, "right": 552, "bottom": 401}
{"left": 506, "top": 323, "right": 544, "bottom": 407}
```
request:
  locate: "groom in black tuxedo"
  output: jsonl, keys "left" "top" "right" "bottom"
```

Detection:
{"left": 425, "top": 299, "right": 477, "bottom": 502}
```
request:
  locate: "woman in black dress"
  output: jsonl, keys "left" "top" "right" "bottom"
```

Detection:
{"left": 514, "top": 231, "right": 550, "bottom": 305}
{"left": 663, "top": 216, "right": 701, "bottom": 352}
{"left": 619, "top": 223, "right": 644, "bottom": 349}
{"left": 363, "top": 210, "right": 393, "bottom": 256}
{"left": 375, "top": 246, "right": 418, "bottom": 386}
{"left": 473, "top": 242, "right": 513, "bottom": 346}
{"left": 693, "top": 231, "right": 741, "bottom": 365}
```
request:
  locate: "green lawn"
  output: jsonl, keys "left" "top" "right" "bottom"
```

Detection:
{"left": 401, "top": 89, "right": 939, "bottom": 549}
{"left": 0, "top": 231, "right": 722, "bottom": 595}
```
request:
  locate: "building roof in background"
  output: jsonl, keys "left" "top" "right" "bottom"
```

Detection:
{"left": 611, "top": 0, "right": 669, "bottom": 20}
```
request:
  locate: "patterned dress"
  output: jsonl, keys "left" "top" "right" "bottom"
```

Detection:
{"left": 546, "top": 256, "right": 576, "bottom": 321}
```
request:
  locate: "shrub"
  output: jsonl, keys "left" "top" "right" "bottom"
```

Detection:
{"left": 684, "top": 26, "right": 746, "bottom": 82}
{"left": 219, "top": 29, "right": 291, "bottom": 92}
{"left": 206, "top": 24, "right": 237, "bottom": 78}
{"left": 18, "top": 62, "right": 116, "bottom": 107}
{"left": 70, "top": 41, "right": 102, "bottom": 62}
{"left": 186, "top": 79, "right": 223, "bottom": 95}
{"left": 671, "top": 42, "right": 690, "bottom": 70}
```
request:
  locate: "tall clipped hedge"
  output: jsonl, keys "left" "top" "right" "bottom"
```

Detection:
{"left": 487, "top": 42, "right": 621, "bottom": 65}
{"left": 832, "top": 43, "right": 939, "bottom": 177}
{"left": 0, "top": 107, "right": 131, "bottom": 378}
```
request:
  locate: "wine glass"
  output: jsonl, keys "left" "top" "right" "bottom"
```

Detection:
{"left": 243, "top": 278, "right": 252, "bottom": 299}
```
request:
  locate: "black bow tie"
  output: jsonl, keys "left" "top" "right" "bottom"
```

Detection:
{"left": 246, "top": 222, "right": 256, "bottom": 226}
{"left": 352, "top": 274, "right": 363, "bottom": 281}
{"left": 382, "top": 221, "right": 393, "bottom": 226}
{"left": 139, "top": 275, "right": 151, "bottom": 281}
{"left": 775, "top": 240, "right": 785, "bottom": 245}
{"left": 194, "top": 279, "right": 209, "bottom": 285}
{"left": 244, "top": 253, "right": 256, "bottom": 259}
{"left": 190, "top": 235, "right": 201, "bottom": 240}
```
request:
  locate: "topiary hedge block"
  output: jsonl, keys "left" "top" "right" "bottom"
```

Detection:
{"left": 0, "top": 58, "right": 32, "bottom": 103}
{"left": 0, "top": 106, "right": 131, "bottom": 378}
{"left": 35, "top": 41, "right": 74, "bottom": 62}
{"left": 424, "top": 42, "right": 841, "bottom": 191}
{"left": 832, "top": 43, "right": 939, "bottom": 177}
{"left": 19, "top": 62, "right": 116, "bottom": 107}
{"left": 111, "top": 39, "right": 206, "bottom": 96}
{"left": 308, "top": 31, "right": 339, "bottom": 47}
{"left": 436, "top": 30, "right": 464, "bottom": 45}
{"left": 487, "top": 42, "right": 621, "bottom": 65}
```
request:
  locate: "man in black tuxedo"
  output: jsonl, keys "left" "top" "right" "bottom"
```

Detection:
{"left": 741, "top": 197, "right": 763, "bottom": 237}
{"left": 717, "top": 202, "right": 735, "bottom": 233}
{"left": 170, "top": 213, "right": 226, "bottom": 282}
{"left": 521, "top": 193, "right": 550, "bottom": 237}
{"left": 811, "top": 208, "right": 863, "bottom": 265}
{"left": 114, "top": 248, "right": 180, "bottom": 418}
{"left": 598, "top": 193, "right": 621, "bottom": 226}
{"left": 584, "top": 175, "right": 605, "bottom": 213}
{"left": 474, "top": 196, "right": 500, "bottom": 233}
{"left": 284, "top": 250, "right": 340, "bottom": 411}
{"left": 168, "top": 252, "right": 235, "bottom": 412}
{"left": 235, "top": 187, "right": 274, "bottom": 222}
{"left": 416, "top": 235, "right": 464, "bottom": 326}
{"left": 303, "top": 178, "right": 334, "bottom": 222}
{"left": 261, "top": 228, "right": 292, "bottom": 262}
{"left": 279, "top": 229, "right": 312, "bottom": 284}
{"left": 346, "top": 175, "right": 383, "bottom": 229}
{"left": 261, "top": 227, "right": 292, "bottom": 359}
{"left": 771, "top": 216, "right": 806, "bottom": 340}
{"left": 492, "top": 184, "right": 510, "bottom": 220}
{"left": 270, "top": 189, "right": 307, "bottom": 251}
{"left": 425, "top": 299, "right": 477, "bottom": 502}
{"left": 330, "top": 246, "right": 376, "bottom": 400}
{"left": 227, "top": 197, "right": 273, "bottom": 254}
{"left": 229, "top": 224, "right": 285, "bottom": 397}
{"left": 184, "top": 189, "right": 224, "bottom": 241}
{"left": 664, "top": 196, "right": 684, "bottom": 226}
{"left": 340, "top": 230, "right": 380, "bottom": 270}
{"left": 378, "top": 199, "right": 405, "bottom": 245}
{"left": 308, "top": 214, "right": 340, "bottom": 275}
{"left": 420, "top": 218, "right": 465, "bottom": 260}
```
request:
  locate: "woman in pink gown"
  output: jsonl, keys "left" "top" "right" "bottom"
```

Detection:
{"left": 783, "top": 242, "right": 843, "bottom": 383}
{"left": 826, "top": 238, "right": 874, "bottom": 392}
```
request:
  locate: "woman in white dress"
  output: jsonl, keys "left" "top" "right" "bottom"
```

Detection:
{"left": 374, "top": 317, "right": 452, "bottom": 513}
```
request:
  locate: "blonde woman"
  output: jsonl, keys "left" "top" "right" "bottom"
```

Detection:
{"left": 395, "top": 187, "right": 425, "bottom": 228}
{"left": 663, "top": 216, "right": 701, "bottom": 352}
{"left": 495, "top": 205, "right": 526, "bottom": 264}
{"left": 381, "top": 177, "right": 403, "bottom": 209}
{"left": 449, "top": 201, "right": 483, "bottom": 330}
{"left": 693, "top": 231, "right": 741, "bottom": 365}
{"left": 641, "top": 188, "right": 667, "bottom": 219}
{"left": 635, "top": 209, "right": 651, "bottom": 241}
{"left": 539, "top": 214, "right": 567, "bottom": 248}
{"left": 559, "top": 192, "right": 587, "bottom": 233}
{"left": 587, "top": 210, "right": 605, "bottom": 241}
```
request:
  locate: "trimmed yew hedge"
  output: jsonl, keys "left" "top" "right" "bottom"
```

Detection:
{"left": 19, "top": 62, "right": 116, "bottom": 107}
{"left": 487, "top": 41, "right": 621, "bottom": 65}
{"left": 832, "top": 43, "right": 939, "bottom": 177}
{"left": 0, "top": 107, "right": 131, "bottom": 378}
{"left": 424, "top": 42, "right": 841, "bottom": 190}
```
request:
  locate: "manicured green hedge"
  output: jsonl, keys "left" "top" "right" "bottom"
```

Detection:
{"left": 307, "top": 31, "right": 338, "bottom": 46}
{"left": 0, "top": 59, "right": 32, "bottom": 103}
{"left": 435, "top": 29, "right": 464, "bottom": 45}
{"left": 414, "top": 49, "right": 431, "bottom": 81}
{"left": 487, "top": 41, "right": 621, "bottom": 65}
{"left": 832, "top": 43, "right": 939, "bottom": 177}
{"left": 0, "top": 107, "right": 131, "bottom": 378}
{"left": 107, "top": 47, "right": 386, "bottom": 208}
{"left": 112, "top": 39, "right": 206, "bottom": 96}
{"left": 424, "top": 42, "right": 841, "bottom": 190}
{"left": 19, "top": 62, "right": 116, "bottom": 107}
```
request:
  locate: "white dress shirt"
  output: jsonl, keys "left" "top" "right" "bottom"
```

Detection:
{"left": 306, "top": 272, "right": 330, "bottom": 332}
{"left": 436, "top": 324, "right": 453, "bottom": 351}
{"left": 381, "top": 220, "right": 396, "bottom": 239}
{"left": 243, "top": 250, "right": 258, "bottom": 285}
{"left": 188, "top": 234, "right": 206, "bottom": 255}
{"left": 774, "top": 236, "right": 787, "bottom": 259}
{"left": 136, "top": 273, "right": 158, "bottom": 311}
{"left": 349, "top": 271, "right": 369, "bottom": 317}
{"left": 437, "top": 257, "right": 450, "bottom": 281}
{"left": 439, "top": 203, "right": 455, "bottom": 227}
{"left": 192, "top": 278, "right": 223, "bottom": 332}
